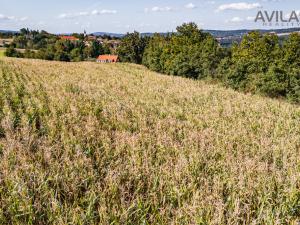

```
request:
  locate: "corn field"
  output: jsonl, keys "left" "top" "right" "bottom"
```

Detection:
{"left": 1, "top": 58, "right": 300, "bottom": 224}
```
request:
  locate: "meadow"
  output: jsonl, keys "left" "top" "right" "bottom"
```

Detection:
{"left": 0, "top": 49, "right": 5, "bottom": 58}
{"left": 0, "top": 58, "right": 300, "bottom": 224}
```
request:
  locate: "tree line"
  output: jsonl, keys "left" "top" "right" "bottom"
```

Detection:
{"left": 117, "top": 23, "right": 300, "bottom": 103}
{"left": 5, "top": 29, "right": 111, "bottom": 61}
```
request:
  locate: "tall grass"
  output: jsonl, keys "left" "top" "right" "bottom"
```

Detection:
{"left": 0, "top": 49, "right": 5, "bottom": 58}
{"left": 0, "top": 58, "right": 300, "bottom": 224}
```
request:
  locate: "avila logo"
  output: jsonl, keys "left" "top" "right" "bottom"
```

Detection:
{"left": 255, "top": 11, "right": 300, "bottom": 27}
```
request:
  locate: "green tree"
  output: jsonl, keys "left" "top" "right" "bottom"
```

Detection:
{"left": 227, "top": 32, "right": 281, "bottom": 92}
{"left": 54, "top": 51, "right": 70, "bottom": 62}
{"left": 282, "top": 33, "right": 300, "bottom": 102}
{"left": 102, "top": 43, "right": 111, "bottom": 55}
{"left": 5, "top": 46, "right": 23, "bottom": 58}
{"left": 70, "top": 48, "right": 83, "bottom": 61}
{"left": 143, "top": 34, "right": 167, "bottom": 72}
{"left": 117, "top": 32, "right": 148, "bottom": 64}
{"left": 257, "top": 66, "right": 289, "bottom": 97}
{"left": 143, "top": 22, "right": 223, "bottom": 79}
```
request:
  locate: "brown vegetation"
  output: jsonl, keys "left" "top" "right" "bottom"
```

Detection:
{"left": 0, "top": 58, "right": 300, "bottom": 224}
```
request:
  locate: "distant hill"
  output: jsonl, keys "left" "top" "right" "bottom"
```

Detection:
{"left": 206, "top": 27, "right": 300, "bottom": 38}
{"left": 92, "top": 27, "right": 300, "bottom": 38}
{"left": 91, "top": 28, "right": 300, "bottom": 48}
{"left": 2, "top": 27, "right": 300, "bottom": 38}
{"left": 92, "top": 32, "right": 124, "bottom": 38}
{"left": 0, "top": 30, "right": 19, "bottom": 34}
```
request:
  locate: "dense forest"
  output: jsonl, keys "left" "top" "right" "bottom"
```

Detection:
{"left": 4, "top": 23, "right": 300, "bottom": 102}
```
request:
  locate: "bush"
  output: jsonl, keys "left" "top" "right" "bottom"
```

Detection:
{"left": 5, "top": 46, "right": 23, "bottom": 58}
{"left": 257, "top": 66, "right": 288, "bottom": 97}
{"left": 142, "top": 23, "right": 224, "bottom": 79}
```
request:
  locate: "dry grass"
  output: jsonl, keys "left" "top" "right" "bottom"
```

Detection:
{"left": 0, "top": 58, "right": 300, "bottom": 224}
{"left": 0, "top": 49, "right": 5, "bottom": 58}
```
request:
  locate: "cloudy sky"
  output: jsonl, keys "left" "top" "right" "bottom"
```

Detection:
{"left": 0, "top": 0, "right": 299, "bottom": 33}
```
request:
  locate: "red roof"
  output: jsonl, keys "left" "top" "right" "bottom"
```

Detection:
{"left": 60, "top": 36, "right": 79, "bottom": 41}
{"left": 97, "top": 55, "right": 118, "bottom": 62}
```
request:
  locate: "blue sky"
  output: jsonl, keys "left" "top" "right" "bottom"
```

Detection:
{"left": 0, "top": 0, "right": 299, "bottom": 33}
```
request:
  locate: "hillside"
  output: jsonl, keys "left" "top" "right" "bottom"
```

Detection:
{"left": 1, "top": 58, "right": 300, "bottom": 224}
{"left": 0, "top": 49, "right": 4, "bottom": 58}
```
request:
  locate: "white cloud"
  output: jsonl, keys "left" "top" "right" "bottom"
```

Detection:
{"left": 217, "top": 2, "right": 261, "bottom": 12}
{"left": 91, "top": 10, "right": 98, "bottom": 15}
{"left": 58, "top": 12, "right": 89, "bottom": 19}
{"left": 246, "top": 16, "right": 255, "bottom": 21}
{"left": 0, "top": 14, "right": 15, "bottom": 20}
{"left": 145, "top": 6, "right": 173, "bottom": 13}
{"left": 0, "top": 14, "right": 28, "bottom": 22}
{"left": 19, "top": 17, "right": 28, "bottom": 21}
{"left": 78, "top": 12, "right": 89, "bottom": 16}
{"left": 152, "top": 6, "right": 172, "bottom": 12}
{"left": 58, "top": 13, "right": 75, "bottom": 19}
{"left": 185, "top": 3, "right": 197, "bottom": 9}
{"left": 227, "top": 17, "right": 244, "bottom": 22}
{"left": 59, "top": 9, "right": 117, "bottom": 19}
{"left": 91, "top": 9, "right": 117, "bottom": 15}
{"left": 206, "top": 1, "right": 216, "bottom": 4}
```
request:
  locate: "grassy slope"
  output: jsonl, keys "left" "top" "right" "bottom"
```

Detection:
{"left": 0, "top": 58, "right": 300, "bottom": 224}
{"left": 0, "top": 49, "right": 5, "bottom": 58}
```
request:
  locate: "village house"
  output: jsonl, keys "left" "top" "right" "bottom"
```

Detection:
{"left": 97, "top": 55, "right": 118, "bottom": 63}
{"left": 60, "top": 36, "right": 79, "bottom": 42}
{"left": 87, "top": 35, "right": 97, "bottom": 41}
{"left": 107, "top": 40, "right": 121, "bottom": 50}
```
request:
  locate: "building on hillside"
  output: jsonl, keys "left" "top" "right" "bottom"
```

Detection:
{"left": 84, "top": 41, "right": 92, "bottom": 47}
{"left": 97, "top": 55, "right": 119, "bottom": 63}
{"left": 0, "top": 39, "right": 13, "bottom": 47}
{"left": 60, "top": 36, "right": 79, "bottom": 41}
{"left": 87, "top": 35, "right": 97, "bottom": 41}
{"left": 107, "top": 40, "right": 121, "bottom": 50}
